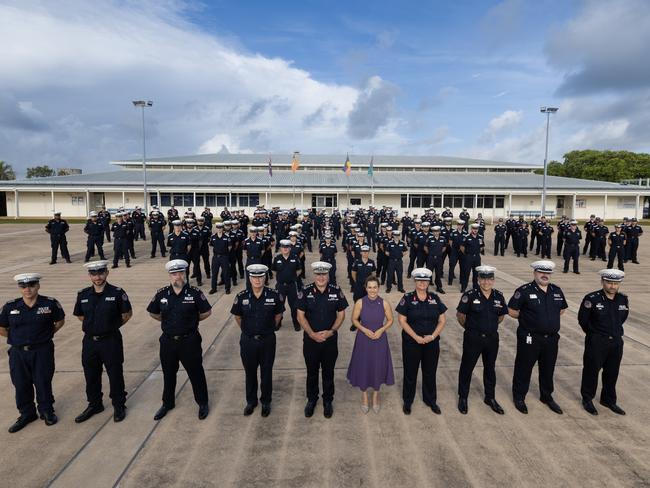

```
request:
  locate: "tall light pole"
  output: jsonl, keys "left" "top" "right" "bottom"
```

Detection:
{"left": 540, "top": 106, "right": 558, "bottom": 217}
{"left": 132, "top": 100, "right": 153, "bottom": 214}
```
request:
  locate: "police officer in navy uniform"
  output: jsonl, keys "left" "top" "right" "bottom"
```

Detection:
{"left": 273, "top": 240, "right": 302, "bottom": 331}
{"left": 132, "top": 206, "right": 146, "bottom": 241}
{"left": 84, "top": 211, "right": 106, "bottom": 262}
{"left": 98, "top": 206, "right": 112, "bottom": 243}
{"left": 425, "top": 225, "right": 447, "bottom": 294}
{"left": 111, "top": 212, "right": 131, "bottom": 268}
{"left": 147, "top": 260, "right": 212, "bottom": 421}
{"left": 456, "top": 265, "right": 507, "bottom": 415}
{"left": 209, "top": 222, "right": 232, "bottom": 295}
{"left": 167, "top": 205, "right": 179, "bottom": 234}
{"left": 395, "top": 268, "right": 447, "bottom": 415}
{"left": 73, "top": 261, "right": 132, "bottom": 423}
{"left": 459, "top": 223, "right": 484, "bottom": 292}
{"left": 0, "top": 273, "right": 65, "bottom": 433}
{"left": 447, "top": 220, "right": 465, "bottom": 286}
{"left": 624, "top": 217, "right": 643, "bottom": 263}
{"left": 148, "top": 210, "right": 167, "bottom": 258}
{"left": 244, "top": 227, "right": 264, "bottom": 290}
{"left": 231, "top": 264, "right": 285, "bottom": 417}
{"left": 385, "top": 230, "right": 407, "bottom": 293}
{"left": 297, "top": 262, "right": 349, "bottom": 418}
{"left": 562, "top": 220, "right": 581, "bottom": 273}
{"left": 607, "top": 224, "right": 626, "bottom": 271}
{"left": 45, "top": 211, "right": 71, "bottom": 264}
{"left": 319, "top": 233, "right": 338, "bottom": 285}
{"left": 578, "top": 269, "right": 629, "bottom": 416}
{"left": 493, "top": 218, "right": 507, "bottom": 256}
{"left": 508, "top": 261, "right": 568, "bottom": 415}
{"left": 167, "top": 220, "right": 190, "bottom": 278}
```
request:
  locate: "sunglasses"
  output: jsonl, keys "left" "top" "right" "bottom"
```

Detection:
{"left": 88, "top": 269, "right": 107, "bottom": 276}
{"left": 18, "top": 282, "right": 39, "bottom": 288}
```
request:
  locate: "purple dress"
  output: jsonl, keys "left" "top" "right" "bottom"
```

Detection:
{"left": 347, "top": 295, "right": 395, "bottom": 390}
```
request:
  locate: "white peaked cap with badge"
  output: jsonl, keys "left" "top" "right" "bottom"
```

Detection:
{"left": 475, "top": 265, "right": 496, "bottom": 277}
{"left": 280, "top": 239, "right": 292, "bottom": 246}
{"left": 247, "top": 264, "right": 268, "bottom": 276}
{"left": 166, "top": 259, "right": 188, "bottom": 273}
{"left": 411, "top": 268, "right": 432, "bottom": 281}
{"left": 531, "top": 260, "right": 555, "bottom": 273}
{"left": 598, "top": 269, "right": 625, "bottom": 282}
{"left": 13, "top": 273, "right": 42, "bottom": 284}
{"left": 456, "top": 219, "right": 465, "bottom": 225}
{"left": 360, "top": 245, "right": 370, "bottom": 252}
{"left": 311, "top": 261, "right": 332, "bottom": 274}
{"left": 83, "top": 260, "right": 109, "bottom": 271}
{"left": 471, "top": 223, "right": 480, "bottom": 229}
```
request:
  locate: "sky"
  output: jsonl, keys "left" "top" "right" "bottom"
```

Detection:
{"left": 1, "top": 0, "right": 649, "bottom": 175}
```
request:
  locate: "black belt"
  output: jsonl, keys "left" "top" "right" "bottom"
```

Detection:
{"left": 163, "top": 331, "right": 197, "bottom": 341}
{"left": 467, "top": 329, "right": 498, "bottom": 338}
{"left": 214, "top": 253, "right": 228, "bottom": 256}
{"left": 13, "top": 341, "right": 52, "bottom": 351}
{"left": 591, "top": 333, "right": 619, "bottom": 340}
{"left": 244, "top": 333, "right": 274, "bottom": 340}
{"left": 85, "top": 332, "right": 115, "bottom": 341}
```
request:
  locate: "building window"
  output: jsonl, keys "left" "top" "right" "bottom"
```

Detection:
{"left": 350, "top": 198, "right": 362, "bottom": 206}
{"left": 432, "top": 196, "right": 442, "bottom": 207}
{"left": 173, "top": 194, "right": 183, "bottom": 207}
{"left": 195, "top": 194, "right": 205, "bottom": 207}
{"left": 217, "top": 195, "right": 228, "bottom": 207}
{"left": 443, "top": 195, "right": 453, "bottom": 208}
{"left": 232, "top": 193, "right": 259, "bottom": 207}
{"left": 160, "top": 193, "right": 171, "bottom": 206}
{"left": 575, "top": 199, "right": 586, "bottom": 208}
{"left": 495, "top": 196, "right": 505, "bottom": 208}
{"left": 150, "top": 194, "right": 158, "bottom": 206}
{"left": 463, "top": 195, "right": 474, "bottom": 208}
{"left": 453, "top": 195, "right": 464, "bottom": 208}
{"left": 312, "top": 194, "right": 338, "bottom": 208}
{"left": 71, "top": 196, "right": 84, "bottom": 206}
{"left": 617, "top": 197, "right": 635, "bottom": 209}
{"left": 400, "top": 195, "right": 408, "bottom": 207}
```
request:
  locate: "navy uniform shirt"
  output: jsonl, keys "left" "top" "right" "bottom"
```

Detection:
{"left": 507, "top": 282, "right": 568, "bottom": 334}
{"left": 319, "top": 243, "right": 337, "bottom": 263}
{"left": 395, "top": 291, "right": 447, "bottom": 336}
{"left": 146, "top": 284, "right": 211, "bottom": 335}
{"left": 167, "top": 231, "right": 190, "bottom": 255}
{"left": 386, "top": 240, "right": 407, "bottom": 259}
{"left": 461, "top": 234, "right": 484, "bottom": 255}
{"left": 273, "top": 254, "right": 302, "bottom": 283}
{"left": 449, "top": 230, "right": 466, "bottom": 251}
{"left": 149, "top": 216, "right": 167, "bottom": 233}
{"left": 195, "top": 226, "right": 212, "bottom": 250}
{"left": 230, "top": 287, "right": 285, "bottom": 336}
{"left": 352, "top": 258, "right": 377, "bottom": 285}
{"left": 563, "top": 229, "right": 582, "bottom": 246}
{"left": 210, "top": 233, "right": 231, "bottom": 255}
{"left": 289, "top": 242, "right": 304, "bottom": 258}
{"left": 457, "top": 288, "right": 507, "bottom": 334}
{"left": 296, "top": 283, "right": 349, "bottom": 334}
{"left": 625, "top": 225, "right": 643, "bottom": 239}
{"left": 0, "top": 295, "right": 65, "bottom": 346}
{"left": 45, "top": 218, "right": 69, "bottom": 236}
{"left": 244, "top": 238, "right": 264, "bottom": 261}
{"left": 73, "top": 283, "right": 132, "bottom": 335}
{"left": 111, "top": 221, "right": 129, "bottom": 239}
{"left": 426, "top": 235, "right": 447, "bottom": 257}
{"left": 578, "top": 290, "right": 629, "bottom": 337}
{"left": 84, "top": 220, "right": 105, "bottom": 238}
{"left": 494, "top": 224, "right": 507, "bottom": 237}
{"left": 608, "top": 232, "right": 626, "bottom": 249}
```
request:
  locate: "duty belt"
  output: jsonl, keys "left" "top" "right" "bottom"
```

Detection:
{"left": 85, "top": 332, "right": 115, "bottom": 341}
{"left": 14, "top": 340, "right": 52, "bottom": 351}
{"left": 164, "top": 331, "right": 196, "bottom": 341}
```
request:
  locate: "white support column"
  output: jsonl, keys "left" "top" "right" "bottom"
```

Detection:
{"left": 603, "top": 194, "right": 608, "bottom": 220}
{"left": 265, "top": 192, "right": 268, "bottom": 207}
{"left": 85, "top": 189, "right": 90, "bottom": 216}
{"left": 474, "top": 194, "right": 478, "bottom": 214}
{"left": 157, "top": 190, "right": 161, "bottom": 208}
{"left": 508, "top": 193, "right": 512, "bottom": 215}
{"left": 635, "top": 194, "right": 640, "bottom": 219}
{"left": 193, "top": 191, "right": 196, "bottom": 209}
{"left": 51, "top": 191, "right": 55, "bottom": 213}
{"left": 573, "top": 194, "right": 577, "bottom": 219}
{"left": 122, "top": 191, "right": 125, "bottom": 207}
{"left": 301, "top": 190, "right": 304, "bottom": 209}
{"left": 15, "top": 189, "right": 19, "bottom": 219}
{"left": 406, "top": 192, "right": 409, "bottom": 214}
{"left": 228, "top": 192, "right": 232, "bottom": 207}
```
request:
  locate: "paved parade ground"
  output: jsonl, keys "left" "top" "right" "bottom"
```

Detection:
{"left": 1, "top": 223, "right": 649, "bottom": 488}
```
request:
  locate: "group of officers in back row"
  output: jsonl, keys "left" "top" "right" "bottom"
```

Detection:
{"left": 2, "top": 216, "right": 632, "bottom": 433}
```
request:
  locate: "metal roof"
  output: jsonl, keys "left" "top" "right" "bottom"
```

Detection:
{"left": 1, "top": 170, "right": 647, "bottom": 192}
{"left": 112, "top": 153, "right": 539, "bottom": 169}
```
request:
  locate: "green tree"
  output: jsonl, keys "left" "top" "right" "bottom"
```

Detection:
{"left": 545, "top": 150, "right": 650, "bottom": 182}
{"left": 26, "top": 165, "right": 56, "bottom": 178}
{"left": 0, "top": 161, "right": 16, "bottom": 180}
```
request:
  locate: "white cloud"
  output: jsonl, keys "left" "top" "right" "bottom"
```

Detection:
{"left": 480, "top": 110, "right": 523, "bottom": 142}
{"left": 0, "top": 0, "right": 403, "bottom": 172}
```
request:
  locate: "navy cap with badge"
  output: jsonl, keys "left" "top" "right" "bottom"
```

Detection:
{"left": 530, "top": 260, "right": 555, "bottom": 273}
{"left": 411, "top": 267, "right": 432, "bottom": 281}
{"left": 13, "top": 273, "right": 42, "bottom": 287}
{"left": 166, "top": 259, "right": 188, "bottom": 273}
{"left": 598, "top": 269, "right": 625, "bottom": 282}
{"left": 247, "top": 264, "right": 268, "bottom": 277}
{"left": 311, "top": 261, "right": 332, "bottom": 274}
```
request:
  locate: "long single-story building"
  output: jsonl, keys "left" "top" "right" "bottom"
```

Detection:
{"left": 1, "top": 153, "right": 648, "bottom": 220}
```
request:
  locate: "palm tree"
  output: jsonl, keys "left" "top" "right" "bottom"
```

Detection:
{"left": 0, "top": 161, "right": 16, "bottom": 180}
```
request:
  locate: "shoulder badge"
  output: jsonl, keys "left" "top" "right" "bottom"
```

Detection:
{"left": 514, "top": 290, "right": 521, "bottom": 299}
{"left": 461, "top": 295, "right": 469, "bottom": 303}
{"left": 583, "top": 300, "right": 592, "bottom": 309}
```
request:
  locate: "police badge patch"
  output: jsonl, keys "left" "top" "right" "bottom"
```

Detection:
{"left": 399, "top": 298, "right": 405, "bottom": 306}
{"left": 461, "top": 295, "right": 469, "bottom": 303}
{"left": 514, "top": 291, "right": 521, "bottom": 299}
{"left": 584, "top": 300, "right": 592, "bottom": 309}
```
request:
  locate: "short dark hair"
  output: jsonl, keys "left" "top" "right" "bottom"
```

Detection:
{"left": 365, "top": 275, "right": 379, "bottom": 288}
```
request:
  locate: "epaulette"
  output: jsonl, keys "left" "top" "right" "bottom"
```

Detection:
{"left": 520, "top": 282, "right": 533, "bottom": 290}
{"left": 236, "top": 290, "right": 248, "bottom": 298}
{"left": 78, "top": 286, "right": 92, "bottom": 294}
{"left": 156, "top": 286, "right": 168, "bottom": 294}
{"left": 404, "top": 291, "right": 415, "bottom": 298}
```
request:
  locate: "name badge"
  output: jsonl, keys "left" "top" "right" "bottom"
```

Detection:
{"left": 618, "top": 305, "right": 628, "bottom": 311}
{"left": 105, "top": 296, "right": 115, "bottom": 301}
{"left": 81, "top": 299, "right": 89, "bottom": 303}
{"left": 10, "top": 310, "right": 20, "bottom": 315}
{"left": 160, "top": 298, "right": 168, "bottom": 304}
{"left": 242, "top": 299, "right": 249, "bottom": 305}
{"left": 329, "top": 294, "right": 338, "bottom": 298}
{"left": 596, "top": 303, "right": 605, "bottom": 310}
{"left": 265, "top": 298, "right": 276, "bottom": 303}
{"left": 472, "top": 299, "right": 481, "bottom": 304}
{"left": 37, "top": 307, "right": 51, "bottom": 314}
{"left": 529, "top": 294, "right": 537, "bottom": 299}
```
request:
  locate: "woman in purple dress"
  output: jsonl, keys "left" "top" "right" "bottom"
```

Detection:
{"left": 347, "top": 275, "right": 395, "bottom": 413}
